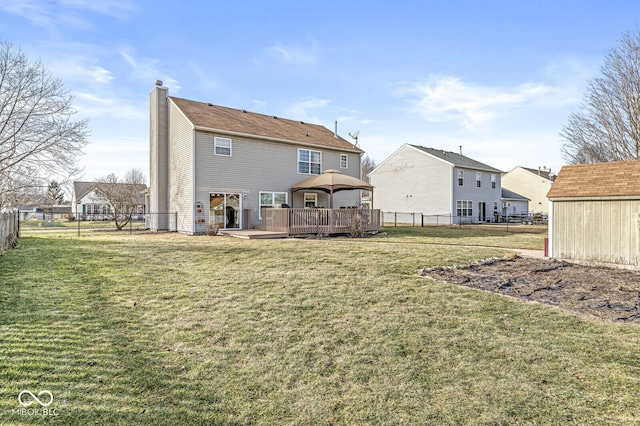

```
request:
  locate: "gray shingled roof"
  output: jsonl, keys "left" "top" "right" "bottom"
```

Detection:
{"left": 501, "top": 187, "right": 529, "bottom": 200}
{"left": 521, "top": 166, "right": 556, "bottom": 182}
{"left": 73, "top": 181, "right": 96, "bottom": 201}
{"left": 409, "top": 145, "right": 502, "bottom": 173}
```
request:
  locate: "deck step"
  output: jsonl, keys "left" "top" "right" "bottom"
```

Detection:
{"left": 220, "top": 230, "right": 289, "bottom": 239}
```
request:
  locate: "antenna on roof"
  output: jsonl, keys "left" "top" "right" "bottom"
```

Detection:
{"left": 349, "top": 130, "right": 360, "bottom": 147}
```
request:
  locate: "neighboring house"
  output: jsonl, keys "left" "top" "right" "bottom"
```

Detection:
{"left": 149, "top": 81, "right": 364, "bottom": 234}
{"left": 502, "top": 166, "right": 556, "bottom": 215}
{"left": 18, "top": 205, "right": 71, "bottom": 220}
{"left": 370, "top": 144, "right": 503, "bottom": 224}
{"left": 501, "top": 188, "right": 530, "bottom": 218}
{"left": 72, "top": 181, "right": 146, "bottom": 220}
{"left": 547, "top": 160, "right": 640, "bottom": 269}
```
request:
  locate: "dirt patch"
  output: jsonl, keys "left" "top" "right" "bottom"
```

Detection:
{"left": 417, "top": 255, "right": 640, "bottom": 324}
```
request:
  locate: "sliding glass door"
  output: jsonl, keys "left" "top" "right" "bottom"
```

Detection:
{"left": 210, "top": 193, "right": 241, "bottom": 229}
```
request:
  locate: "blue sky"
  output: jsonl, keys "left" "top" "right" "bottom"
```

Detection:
{"left": 1, "top": 0, "right": 639, "bottom": 182}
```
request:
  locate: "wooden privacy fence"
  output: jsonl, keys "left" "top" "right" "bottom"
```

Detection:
{"left": 0, "top": 209, "right": 19, "bottom": 255}
{"left": 261, "top": 208, "right": 381, "bottom": 234}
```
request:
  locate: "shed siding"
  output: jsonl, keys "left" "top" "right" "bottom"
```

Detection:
{"left": 194, "top": 130, "right": 360, "bottom": 229}
{"left": 552, "top": 199, "right": 640, "bottom": 267}
{"left": 370, "top": 145, "right": 452, "bottom": 221}
{"left": 168, "top": 101, "right": 194, "bottom": 233}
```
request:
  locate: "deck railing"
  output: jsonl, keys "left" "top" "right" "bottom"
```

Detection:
{"left": 261, "top": 208, "right": 381, "bottom": 234}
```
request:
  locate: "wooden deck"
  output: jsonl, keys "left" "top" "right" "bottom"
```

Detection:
{"left": 261, "top": 208, "right": 381, "bottom": 235}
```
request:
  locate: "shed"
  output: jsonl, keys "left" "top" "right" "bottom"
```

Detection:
{"left": 547, "top": 160, "right": 640, "bottom": 269}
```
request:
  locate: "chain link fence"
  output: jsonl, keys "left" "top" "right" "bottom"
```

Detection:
{"left": 18, "top": 212, "right": 178, "bottom": 235}
{"left": 381, "top": 211, "right": 547, "bottom": 231}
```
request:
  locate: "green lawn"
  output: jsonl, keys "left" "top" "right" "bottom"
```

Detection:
{"left": 1, "top": 227, "right": 639, "bottom": 425}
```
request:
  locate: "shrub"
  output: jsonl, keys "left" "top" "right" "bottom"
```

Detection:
{"left": 205, "top": 222, "right": 220, "bottom": 236}
{"left": 64, "top": 213, "right": 76, "bottom": 222}
{"left": 348, "top": 212, "right": 364, "bottom": 238}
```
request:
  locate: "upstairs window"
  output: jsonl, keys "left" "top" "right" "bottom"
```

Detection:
{"left": 491, "top": 174, "right": 496, "bottom": 189}
{"left": 214, "top": 137, "right": 232, "bottom": 156}
{"left": 298, "top": 149, "right": 321, "bottom": 174}
{"left": 476, "top": 172, "right": 482, "bottom": 188}
{"left": 340, "top": 154, "right": 348, "bottom": 169}
{"left": 457, "top": 170, "right": 464, "bottom": 186}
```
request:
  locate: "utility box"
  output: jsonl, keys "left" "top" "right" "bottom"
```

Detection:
{"left": 243, "top": 209, "right": 251, "bottom": 229}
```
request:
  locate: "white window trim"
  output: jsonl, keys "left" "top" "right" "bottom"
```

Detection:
{"left": 476, "top": 172, "right": 482, "bottom": 188}
{"left": 304, "top": 193, "right": 318, "bottom": 208}
{"left": 491, "top": 173, "right": 496, "bottom": 189}
{"left": 259, "top": 191, "right": 288, "bottom": 220}
{"left": 340, "top": 154, "right": 348, "bottom": 169}
{"left": 214, "top": 137, "right": 232, "bottom": 157}
{"left": 456, "top": 200, "right": 473, "bottom": 217}
{"left": 457, "top": 170, "right": 464, "bottom": 186}
{"left": 298, "top": 148, "right": 322, "bottom": 175}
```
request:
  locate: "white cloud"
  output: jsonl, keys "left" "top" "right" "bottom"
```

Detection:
{"left": 120, "top": 48, "right": 181, "bottom": 91}
{"left": 60, "top": 0, "right": 135, "bottom": 20}
{"left": 285, "top": 97, "right": 331, "bottom": 123}
{"left": 0, "top": 0, "right": 134, "bottom": 30}
{"left": 74, "top": 91, "right": 146, "bottom": 120}
{"left": 46, "top": 55, "right": 114, "bottom": 85}
{"left": 396, "top": 75, "right": 554, "bottom": 129}
{"left": 269, "top": 43, "right": 317, "bottom": 65}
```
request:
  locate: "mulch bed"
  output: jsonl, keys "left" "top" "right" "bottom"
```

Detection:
{"left": 417, "top": 255, "right": 640, "bottom": 324}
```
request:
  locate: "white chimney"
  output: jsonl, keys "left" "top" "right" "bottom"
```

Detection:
{"left": 334, "top": 121, "right": 338, "bottom": 139}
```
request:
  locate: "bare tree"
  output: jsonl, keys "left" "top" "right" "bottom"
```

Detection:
{"left": 0, "top": 41, "right": 89, "bottom": 206}
{"left": 94, "top": 169, "right": 147, "bottom": 231}
{"left": 561, "top": 31, "right": 640, "bottom": 164}
{"left": 361, "top": 155, "right": 377, "bottom": 182}
{"left": 361, "top": 155, "right": 377, "bottom": 198}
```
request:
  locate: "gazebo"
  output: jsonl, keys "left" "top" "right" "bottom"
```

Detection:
{"left": 261, "top": 169, "right": 379, "bottom": 235}
{"left": 290, "top": 169, "right": 373, "bottom": 208}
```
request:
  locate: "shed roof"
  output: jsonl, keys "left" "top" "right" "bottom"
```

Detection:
{"left": 547, "top": 160, "right": 640, "bottom": 199}
{"left": 409, "top": 145, "right": 502, "bottom": 173}
{"left": 170, "top": 97, "right": 363, "bottom": 153}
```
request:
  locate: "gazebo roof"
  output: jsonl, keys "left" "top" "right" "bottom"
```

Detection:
{"left": 291, "top": 169, "right": 373, "bottom": 193}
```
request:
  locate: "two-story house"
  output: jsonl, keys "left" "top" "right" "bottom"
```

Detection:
{"left": 149, "top": 81, "right": 364, "bottom": 234}
{"left": 502, "top": 166, "right": 556, "bottom": 215}
{"left": 369, "top": 144, "right": 502, "bottom": 224}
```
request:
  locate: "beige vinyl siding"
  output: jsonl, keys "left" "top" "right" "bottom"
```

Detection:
{"left": 149, "top": 86, "right": 169, "bottom": 229}
{"left": 168, "top": 100, "right": 195, "bottom": 233}
{"left": 194, "top": 130, "right": 361, "bottom": 228}
{"left": 502, "top": 167, "right": 553, "bottom": 214}
{"left": 370, "top": 145, "right": 452, "bottom": 220}
{"left": 551, "top": 198, "right": 640, "bottom": 267}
